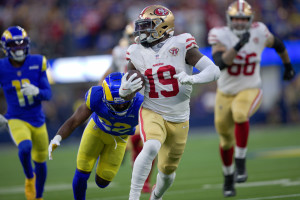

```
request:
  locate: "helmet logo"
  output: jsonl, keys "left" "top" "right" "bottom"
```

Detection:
{"left": 169, "top": 47, "right": 179, "bottom": 56}
{"left": 154, "top": 8, "right": 169, "bottom": 16}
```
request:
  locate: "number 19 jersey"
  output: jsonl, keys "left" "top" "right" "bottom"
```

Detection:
{"left": 126, "top": 33, "right": 198, "bottom": 123}
{"left": 208, "top": 22, "right": 271, "bottom": 95}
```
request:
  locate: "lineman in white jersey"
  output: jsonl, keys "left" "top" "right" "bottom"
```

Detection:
{"left": 208, "top": 0, "right": 295, "bottom": 197}
{"left": 119, "top": 5, "right": 220, "bottom": 200}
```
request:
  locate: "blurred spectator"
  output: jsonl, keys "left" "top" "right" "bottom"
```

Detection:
{"left": 1, "top": 0, "right": 299, "bottom": 59}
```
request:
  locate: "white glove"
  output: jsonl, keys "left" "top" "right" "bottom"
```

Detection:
{"left": 119, "top": 72, "right": 143, "bottom": 97}
{"left": 173, "top": 71, "right": 194, "bottom": 85}
{"left": 48, "top": 135, "right": 62, "bottom": 160}
{"left": 21, "top": 82, "right": 39, "bottom": 96}
{"left": 0, "top": 114, "right": 8, "bottom": 126}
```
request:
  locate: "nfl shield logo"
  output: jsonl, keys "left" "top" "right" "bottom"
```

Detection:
{"left": 169, "top": 47, "right": 179, "bottom": 56}
{"left": 17, "top": 71, "right": 22, "bottom": 77}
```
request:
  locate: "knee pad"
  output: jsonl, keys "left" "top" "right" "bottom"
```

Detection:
{"left": 232, "top": 109, "right": 248, "bottom": 123}
{"left": 18, "top": 140, "right": 32, "bottom": 155}
{"left": 143, "top": 139, "right": 161, "bottom": 159}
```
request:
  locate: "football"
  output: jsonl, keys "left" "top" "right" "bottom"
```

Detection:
{"left": 126, "top": 70, "right": 145, "bottom": 92}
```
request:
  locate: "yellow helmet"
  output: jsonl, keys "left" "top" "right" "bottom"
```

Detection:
{"left": 134, "top": 5, "right": 174, "bottom": 47}
{"left": 226, "top": 0, "right": 254, "bottom": 36}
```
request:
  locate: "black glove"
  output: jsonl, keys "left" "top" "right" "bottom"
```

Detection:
{"left": 234, "top": 32, "right": 250, "bottom": 52}
{"left": 283, "top": 63, "right": 295, "bottom": 80}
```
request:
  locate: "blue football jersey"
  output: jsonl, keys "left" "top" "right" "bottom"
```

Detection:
{"left": 0, "top": 55, "right": 52, "bottom": 127}
{"left": 85, "top": 86, "right": 143, "bottom": 136}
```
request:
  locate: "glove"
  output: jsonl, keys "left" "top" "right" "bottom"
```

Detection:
{"left": 174, "top": 71, "right": 194, "bottom": 85}
{"left": 283, "top": 63, "right": 295, "bottom": 80}
{"left": 234, "top": 32, "right": 250, "bottom": 51}
{"left": 21, "top": 82, "right": 39, "bottom": 96}
{"left": 48, "top": 135, "right": 62, "bottom": 160}
{"left": 119, "top": 72, "right": 143, "bottom": 97}
{"left": 0, "top": 114, "right": 8, "bottom": 127}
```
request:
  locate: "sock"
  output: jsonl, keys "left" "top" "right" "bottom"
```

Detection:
{"left": 235, "top": 121, "right": 249, "bottom": 148}
{"left": 131, "top": 135, "right": 143, "bottom": 162}
{"left": 145, "top": 159, "right": 155, "bottom": 185}
{"left": 235, "top": 121, "right": 249, "bottom": 159}
{"left": 220, "top": 146, "right": 234, "bottom": 175}
{"left": 72, "top": 169, "right": 91, "bottom": 200}
{"left": 129, "top": 139, "right": 161, "bottom": 200}
{"left": 154, "top": 170, "right": 176, "bottom": 198}
{"left": 34, "top": 161, "right": 47, "bottom": 198}
{"left": 18, "top": 140, "right": 34, "bottom": 179}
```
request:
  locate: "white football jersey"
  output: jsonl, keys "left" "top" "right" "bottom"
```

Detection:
{"left": 208, "top": 22, "right": 271, "bottom": 95}
{"left": 126, "top": 33, "right": 198, "bottom": 122}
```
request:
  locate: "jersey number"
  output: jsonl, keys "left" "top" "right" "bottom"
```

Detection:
{"left": 98, "top": 116, "right": 131, "bottom": 134}
{"left": 144, "top": 65, "right": 179, "bottom": 98}
{"left": 228, "top": 53, "right": 257, "bottom": 76}
{"left": 12, "top": 79, "right": 34, "bottom": 107}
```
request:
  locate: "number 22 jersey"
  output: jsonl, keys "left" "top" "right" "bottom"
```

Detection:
{"left": 126, "top": 33, "right": 198, "bottom": 123}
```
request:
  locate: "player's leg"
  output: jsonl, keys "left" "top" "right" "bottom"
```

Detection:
{"left": 129, "top": 108, "right": 165, "bottom": 200}
{"left": 232, "top": 88, "right": 262, "bottom": 183}
{"left": 73, "top": 119, "right": 104, "bottom": 200}
{"left": 130, "top": 125, "right": 154, "bottom": 193}
{"left": 214, "top": 90, "right": 236, "bottom": 197}
{"left": 150, "top": 120, "right": 189, "bottom": 200}
{"left": 31, "top": 123, "right": 49, "bottom": 199}
{"left": 95, "top": 133, "right": 129, "bottom": 188}
{"left": 8, "top": 119, "right": 36, "bottom": 200}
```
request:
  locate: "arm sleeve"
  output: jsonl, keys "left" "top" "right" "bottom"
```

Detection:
{"left": 192, "top": 56, "right": 221, "bottom": 84}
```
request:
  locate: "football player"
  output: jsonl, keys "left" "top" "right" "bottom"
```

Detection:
{"left": 99, "top": 22, "right": 155, "bottom": 193}
{"left": 0, "top": 26, "right": 52, "bottom": 200}
{"left": 48, "top": 72, "right": 144, "bottom": 200}
{"left": 118, "top": 5, "right": 220, "bottom": 200}
{"left": 208, "top": 0, "right": 295, "bottom": 197}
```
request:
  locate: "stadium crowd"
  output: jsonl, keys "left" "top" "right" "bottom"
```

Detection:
{"left": 0, "top": 0, "right": 299, "bottom": 59}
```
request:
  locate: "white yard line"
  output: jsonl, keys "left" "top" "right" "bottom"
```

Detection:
{"left": 239, "top": 193, "right": 300, "bottom": 200}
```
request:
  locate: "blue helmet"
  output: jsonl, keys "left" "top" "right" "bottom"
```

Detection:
{"left": 102, "top": 72, "right": 135, "bottom": 116}
{"left": 1, "top": 26, "right": 30, "bottom": 62}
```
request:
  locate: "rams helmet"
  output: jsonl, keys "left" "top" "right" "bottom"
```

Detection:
{"left": 134, "top": 5, "right": 174, "bottom": 47}
{"left": 102, "top": 72, "right": 135, "bottom": 116}
{"left": 226, "top": 0, "right": 254, "bottom": 36}
{"left": 1, "top": 26, "right": 30, "bottom": 62}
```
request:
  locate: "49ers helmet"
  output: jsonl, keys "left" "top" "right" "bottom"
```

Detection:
{"left": 134, "top": 5, "right": 174, "bottom": 47}
{"left": 226, "top": 0, "right": 254, "bottom": 36}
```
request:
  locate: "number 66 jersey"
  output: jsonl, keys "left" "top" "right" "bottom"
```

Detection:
{"left": 208, "top": 22, "right": 271, "bottom": 95}
{"left": 126, "top": 33, "right": 198, "bottom": 123}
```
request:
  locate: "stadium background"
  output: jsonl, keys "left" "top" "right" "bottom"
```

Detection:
{"left": 0, "top": 1, "right": 299, "bottom": 199}
{"left": 0, "top": 0, "right": 299, "bottom": 141}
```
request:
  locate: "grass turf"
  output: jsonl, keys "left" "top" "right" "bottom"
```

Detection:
{"left": 0, "top": 124, "right": 299, "bottom": 200}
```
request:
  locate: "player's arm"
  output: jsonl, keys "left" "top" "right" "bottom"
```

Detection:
{"left": 212, "top": 32, "right": 250, "bottom": 70}
{"left": 48, "top": 103, "right": 92, "bottom": 160}
{"left": 265, "top": 33, "right": 295, "bottom": 80}
{"left": 174, "top": 47, "right": 220, "bottom": 85}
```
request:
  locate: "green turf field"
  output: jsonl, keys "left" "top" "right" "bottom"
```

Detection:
{"left": 0, "top": 124, "right": 299, "bottom": 200}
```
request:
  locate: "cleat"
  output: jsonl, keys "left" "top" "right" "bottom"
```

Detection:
{"left": 142, "top": 182, "right": 151, "bottom": 193}
{"left": 223, "top": 174, "right": 236, "bottom": 197}
{"left": 149, "top": 184, "right": 162, "bottom": 200}
{"left": 35, "top": 198, "right": 43, "bottom": 200}
{"left": 25, "top": 173, "right": 36, "bottom": 200}
{"left": 235, "top": 158, "right": 248, "bottom": 183}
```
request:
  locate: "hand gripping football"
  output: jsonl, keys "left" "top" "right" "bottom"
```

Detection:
{"left": 126, "top": 70, "right": 145, "bottom": 92}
